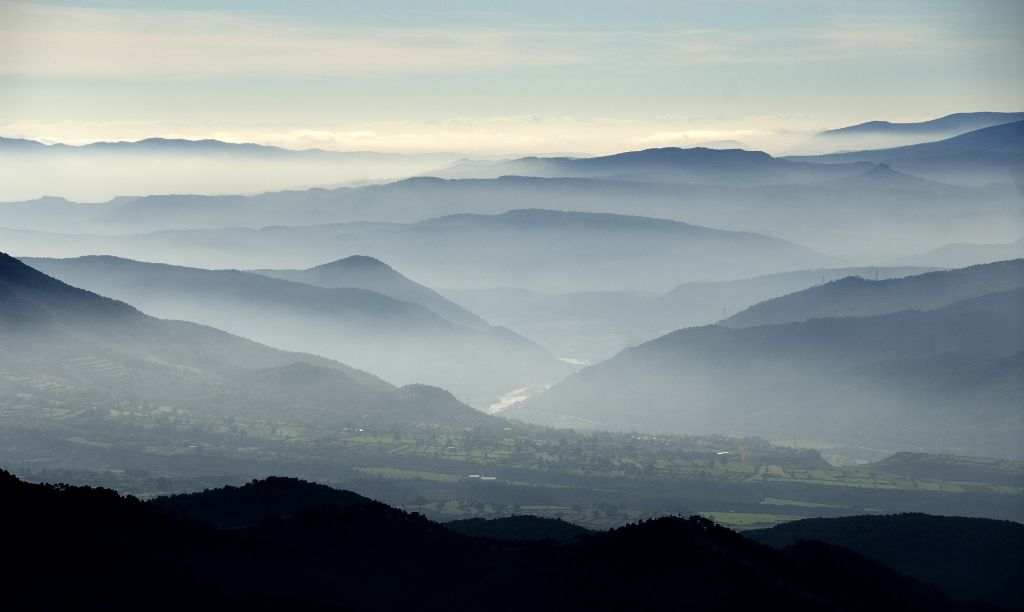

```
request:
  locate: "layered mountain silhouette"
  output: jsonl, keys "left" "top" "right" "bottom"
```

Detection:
{"left": 3, "top": 160, "right": 1015, "bottom": 263}
{"left": 0, "top": 470, "right": 982, "bottom": 611}
{"left": 447, "top": 265, "right": 936, "bottom": 363}
{"left": 0, "top": 136, "right": 417, "bottom": 156}
{"left": 252, "top": 255, "right": 487, "bottom": 329}
{"left": 0, "top": 252, "right": 496, "bottom": 428}
{"left": 789, "top": 120, "right": 1024, "bottom": 185}
{"left": 435, "top": 146, "right": 872, "bottom": 186}
{"left": 801, "top": 111, "right": 1024, "bottom": 153}
{"left": 509, "top": 285, "right": 1024, "bottom": 458}
{"left": 23, "top": 255, "right": 566, "bottom": 406}
{"left": 820, "top": 112, "right": 1024, "bottom": 138}
{"left": 723, "top": 259, "right": 1024, "bottom": 328}
{"left": 804, "top": 120, "right": 1024, "bottom": 161}
{"left": 0, "top": 136, "right": 465, "bottom": 202}
{"left": 821, "top": 163, "right": 966, "bottom": 194}
{"left": 4, "top": 209, "right": 834, "bottom": 291}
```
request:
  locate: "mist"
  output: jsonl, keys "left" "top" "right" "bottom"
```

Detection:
{"left": 0, "top": 142, "right": 466, "bottom": 202}
{"left": 1, "top": 26, "right": 1022, "bottom": 605}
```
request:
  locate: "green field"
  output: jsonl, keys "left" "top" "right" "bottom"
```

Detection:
{"left": 2, "top": 378, "right": 1022, "bottom": 530}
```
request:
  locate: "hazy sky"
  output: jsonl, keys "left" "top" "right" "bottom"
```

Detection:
{"left": 1, "top": 0, "right": 1021, "bottom": 154}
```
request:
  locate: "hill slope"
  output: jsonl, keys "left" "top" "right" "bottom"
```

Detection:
{"left": 749, "top": 513, "right": 1024, "bottom": 609}
{"left": 0, "top": 470, "right": 971, "bottom": 611}
{"left": 253, "top": 255, "right": 488, "bottom": 329}
{"left": 821, "top": 112, "right": 1024, "bottom": 138}
{"left": 23, "top": 255, "right": 566, "bottom": 406}
{"left": 0, "top": 252, "right": 494, "bottom": 429}
{"left": 723, "top": 259, "right": 1024, "bottom": 328}
{"left": 445, "top": 265, "right": 937, "bottom": 363}
{"left": 510, "top": 289, "right": 1024, "bottom": 458}
{"left": 802, "top": 111, "right": 1024, "bottom": 153}
{"left": 788, "top": 120, "right": 1024, "bottom": 185}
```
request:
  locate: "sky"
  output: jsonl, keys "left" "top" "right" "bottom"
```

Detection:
{"left": 0, "top": 0, "right": 1022, "bottom": 155}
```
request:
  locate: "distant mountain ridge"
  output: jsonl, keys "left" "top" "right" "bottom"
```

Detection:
{"left": 510, "top": 286, "right": 1024, "bottom": 458}
{"left": 820, "top": 112, "right": 1024, "bottom": 137}
{"left": 800, "top": 120, "right": 1024, "bottom": 162}
{"left": 435, "top": 146, "right": 873, "bottom": 186}
{"left": 446, "top": 265, "right": 938, "bottom": 363}
{"left": 5, "top": 209, "right": 835, "bottom": 292}
{"left": 253, "top": 255, "right": 488, "bottom": 329}
{"left": 723, "top": 259, "right": 1024, "bottom": 328}
{"left": 0, "top": 135, "right": 462, "bottom": 159}
{"left": 0, "top": 136, "right": 468, "bottom": 202}
{"left": 0, "top": 252, "right": 496, "bottom": 429}
{"left": 788, "top": 120, "right": 1024, "bottom": 185}
{"left": 798, "top": 111, "right": 1024, "bottom": 155}
{"left": 822, "top": 163, "right": 959, "bottom": 193}
{"left": 3, "top": 149, "right": 1015, "bottom": 264}
{"left": 23, "top": 255, "right": 567, "bottom": 406}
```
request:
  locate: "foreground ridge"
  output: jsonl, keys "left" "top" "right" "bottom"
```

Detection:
{"left": 0, "top": 470, "right": 991, "bottom": 611}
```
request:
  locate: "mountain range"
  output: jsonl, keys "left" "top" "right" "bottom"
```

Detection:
{"left": 433, "top": 146, "right": 873, "bottom": 185}
{"left": 446, "top": 265, "right": 938, "bottom": 363}
{"left": 0, "top": 252, "right": 498, "bottom": 429}
{"left": 509, "top": 265, "right": 1024, "bottom": 458}
{"left": 799, "top": 111, "right": 1024, "bottom": 154}
{"left": 0, "top": 136, "right": 466, "bottom": 202}
{"left": 723, "top": 259, "right": 1024, "bottom": 328}
{"left": 4, "top": 146, "right": 1017, "bottom": 263}
{"left": 252, "top": 255, "right": 488, "bottom": 329}
{"left": 788, "top": 120, "right": 1024, "bottom": 186}
{"left": 23, "top": 255, "right": 566, "bottom": 406}
{"left": 3, "top": 209, "right": 834, "bottom": 292}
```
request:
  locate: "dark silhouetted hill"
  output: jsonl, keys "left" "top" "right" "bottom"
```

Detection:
{"left": 153, "top": 476, "right": 373, "bottom": 528}
{"left": 0, "top": 469, "right": 979, "bottom": 611}
{"left": 445, "top": 515, "right": 590, "bottom": 541}
{"left": 750, "top": 513, "right": 1024, "bottom": 609}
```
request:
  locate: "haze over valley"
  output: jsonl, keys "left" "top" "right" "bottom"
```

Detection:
{"left": 1, "top": 1, "right": 1022, "bottom": 608}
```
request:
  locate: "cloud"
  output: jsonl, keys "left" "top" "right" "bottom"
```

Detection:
{"left": 0, "top": 114, "right": 820, "bottom": 156}
{"left": 638, "top": 129, "right": 769, "bottom": 146}
{"left": 0, "top": 2, "right": 1006, "bottom": 79}
{"left": 0, "top": 2, "right": 585, "bottom": 78}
